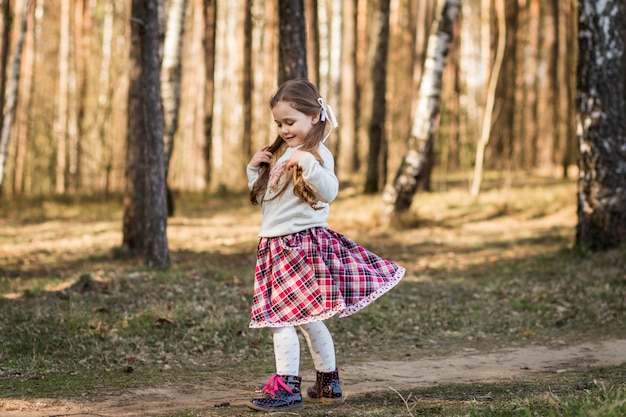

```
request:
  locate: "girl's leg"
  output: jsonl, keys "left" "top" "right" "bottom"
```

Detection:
{"left": 272, "top": 326, "right": 300, "bottom": 376}
{"left": 248, "top": 326, "right": 303, "bottom": 412}
{"left": 299, "top": 321, "right": 336, "bottom": 372}
{"left": 299, "top": 321, "right": 344, "bottom": 402}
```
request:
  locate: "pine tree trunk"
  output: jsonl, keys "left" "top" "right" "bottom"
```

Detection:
{"left": 380, "top": 0, "right": 460, "bottom": 217}
{"left": 364, "top": 0, "right": 390, "bottom": 194}
{"left": 202, "top": 0, "right": 216, "bottom": 188}
{"left": 243, "top": 0, "right": 253, "bottom": 161}
{"left": 576, "top": 0, "right": 626, "bottom": 251}
{"left": 277, "top": 0, "right": 307, "bottom": 84}
{"left": 140, "top": 0, "right": 170, "bottom": 268}
{"left": 95, "top": 0, "right": 114, "bottom": 198}
{"left": 304, "top": 0, "right": 319, "bottom": 86}
{"left": 53, "top": 0, "right": 70, "bottom": 194}
{"left": 123, "top": 0, "right": 148, "bottom": 255}
{"left": 337, "top": 0, "right": 357, "bottom": 178}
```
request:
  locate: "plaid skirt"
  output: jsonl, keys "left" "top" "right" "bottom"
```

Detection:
{"left": 249, "top": 227, "right": 405, "bottom": 328}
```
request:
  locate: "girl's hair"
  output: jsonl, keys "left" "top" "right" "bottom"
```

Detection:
{"left": 249, "top": 79, "right": 330, "bottom": 209}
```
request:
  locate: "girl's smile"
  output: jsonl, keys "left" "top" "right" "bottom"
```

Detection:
{"left": 272, "top": 100, "right": 319, "bottom": 148}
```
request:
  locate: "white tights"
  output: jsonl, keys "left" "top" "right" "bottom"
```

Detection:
{"left": 271, "top": 321, "right": 336, "bottom": 376}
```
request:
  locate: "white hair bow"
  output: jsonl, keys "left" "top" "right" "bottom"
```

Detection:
{"left": 317, "top": 97, "right": 338, "bottom": 143}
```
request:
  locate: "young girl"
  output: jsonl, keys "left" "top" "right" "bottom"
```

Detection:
{"left": 246, "top": 79, "right": 405, "bottom": 412}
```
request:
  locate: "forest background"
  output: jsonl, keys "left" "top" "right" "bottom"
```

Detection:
{"left": 0, "top": 0, "right": 577, "bottom": 200}
{"left": 1, "top": 1, "right": 626, "bottom": 415}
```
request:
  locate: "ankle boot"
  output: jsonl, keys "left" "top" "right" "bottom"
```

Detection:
{"left": 307, "top": 369, "right": 345, "bottom": 404}
{"left": 248, "top": 374, "right": 303, "bottom": 412}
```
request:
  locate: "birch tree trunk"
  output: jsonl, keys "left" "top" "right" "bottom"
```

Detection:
{"left": 161, "top": 0, "right": 187, "bottom": 171}
{"left": 380, "top": 0, "right": 460, "bottom": 217}
{"left": 161, "top": 0, "right": 187, "bottom": 215}
{"left": 0, "top": 0, "right": 11, "bottom": 124}
{"left": 576, "top": 0, "right": 626, "bottom": 251}
{"left": 0, "top": 0, "right": 30, "bottom": 191}
{"left": 13, "top": 0, "right": 36, "bottom": 194}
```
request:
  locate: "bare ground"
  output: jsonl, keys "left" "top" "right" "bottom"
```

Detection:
{"left": 2, "top": 338, "right": 625, "bottom": 417}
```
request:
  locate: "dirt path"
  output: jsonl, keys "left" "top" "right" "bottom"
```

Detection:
{"left": 2, "top": 339, "right": 625, "bottom": 417}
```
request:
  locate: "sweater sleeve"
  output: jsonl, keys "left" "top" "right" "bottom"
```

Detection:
{"left": 246, "top": 164, "right": 260, "bottom": 190}
{"left": 299, "top": 146, "right": 339, "bottom": 203}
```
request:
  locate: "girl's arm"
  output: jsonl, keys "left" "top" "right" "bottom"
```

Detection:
{"left": 297, "top": 147, "right": 338, "bottom": 203}
{"left": 247, "top": 146, "right": 273, "bottom": 189}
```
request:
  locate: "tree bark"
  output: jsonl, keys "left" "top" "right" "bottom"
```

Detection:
{"left": 242, "top": 0, "right": 253, "bottom": 161}
{"left": 123, "top": 0, "right": 170, "bottom": 269}
{"left": 161, "top": 0, "right": 187, "bottom": 171}
{"left": 380, "top": 0, "right": 460, "bottom": 216}
{"left": 161, "top": 0, "right": 187, "bottom": 215}
{"left": 202, "top": 0, "right": 216, "bottom": 188}
{"left": 141, "top": 0, "right": 169, "bottom": 268}
{"left": 277, "top": 0, "right": 307, "bottom": 84}
{"left": 0, "top": 0, "right": 12, "bottom": 131}
{"left": 337, "top": 0, "right": 357, "bottom": 178}
{"left": 304, "top": 0, "right": 319, "bottom": 87}
{"left": 0, "top": 0, "right": 29, "bottom": 191}
{"left": 576, "top": 0, "right": 626, "bottom": 251}
{"left": 470, "top": 0, "right": 506, "bottom": 197}
{"left": 364, "top": 0, "right": 390, "bottom": 194}
{"left": 54, "top": 0, "right": 70, "bottom": 194}
{"left": 95, "top": 0, "right": 114, "bottom": 198}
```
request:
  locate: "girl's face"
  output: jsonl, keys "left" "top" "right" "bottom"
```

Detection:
{"left": 271, "top": 100, "right": 319, "bottom": 148}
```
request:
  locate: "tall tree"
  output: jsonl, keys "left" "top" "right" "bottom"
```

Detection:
{"left": 55, "top": 0, "right": 70, "bottom": 194}
{"left": 337, "top": 0, "right": 357, "bottom": 177}
{"left": 202, "top": 0, "right": 217, "bottom": 188}
{"left": 123, "top": 0, "right": 170, "bottom": 268}
{"left": 72, "top": 0, "right": 92, "bottom": 193}
{"left": 0, "top": 0, "right": 30, "bottom": 191}
{"left": 277, "top": 0, "right": 307, "bottom": 84}
{"left": 0, "top": 0, "right": 12, "bottom": 131}
{"left": 161, "top": 0, "right": 187, "bottom": 171}
{"left": 380, "top": 0, "right": 460, "bottom": 217}
{"left": 242, "top": 0, "right": 253, "bottom": 160}
{"left": 161, "top": 0, "right": 188, "bottom": 215}
{"left": 95, "top": 0, "right": 115, "bottom": 198}
{"left": 363, "top": 0, "right": 390, "bottom": 194}
{"left": 304, "top": 0, "right": 319, "bottom": 87}
{"left": 470, "top": 0, "right": 506, "bottom": 196}
{"left": 576, "top": 0, "right": 626, "bottom": 251}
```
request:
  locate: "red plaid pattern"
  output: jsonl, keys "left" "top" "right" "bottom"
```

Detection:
{"left": 249, "top": 227, "right": 405, "bottom": 328}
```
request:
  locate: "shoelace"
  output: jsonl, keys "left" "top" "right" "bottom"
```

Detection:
{"left": 261, "top": 374, "right": 293, "bottom": 396}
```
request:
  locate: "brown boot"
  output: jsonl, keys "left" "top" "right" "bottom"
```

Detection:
{"left": 248, "top": 374, "right": 304, "bottom": 412}
{"left": 307, "top": 369, "right": 345, "bottom": 404}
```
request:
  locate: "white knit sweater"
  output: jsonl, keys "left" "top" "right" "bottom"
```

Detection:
{"left": 247, "top": 144, "right": 339, "bottom": 238}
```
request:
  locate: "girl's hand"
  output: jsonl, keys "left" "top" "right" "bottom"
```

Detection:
{"left": 249, "top": 146, "right": 273, "bottom": 167}
{"left": 286, "top": 150, "right": 307, "bottom": 169}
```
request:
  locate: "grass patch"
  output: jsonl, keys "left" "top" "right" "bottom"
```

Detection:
{"left": 1, "top": 174, "right": 625, "bottom": 416}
